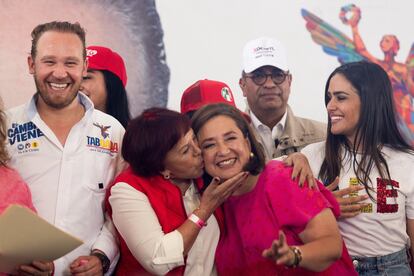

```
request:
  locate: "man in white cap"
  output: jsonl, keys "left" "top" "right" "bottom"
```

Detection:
{"left": 239, "top": 37, "right": 326, "bottom": 159}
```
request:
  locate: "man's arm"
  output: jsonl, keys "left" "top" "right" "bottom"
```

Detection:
{"left": 69, "top": 214, "right": 118, "bottom": 275}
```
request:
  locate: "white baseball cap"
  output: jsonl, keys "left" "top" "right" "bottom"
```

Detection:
{"left": 242, "top": 37, "right": 289, "bottom": 73}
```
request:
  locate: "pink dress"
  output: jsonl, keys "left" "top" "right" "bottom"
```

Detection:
{"left": 0, "top": 166, "right": 35, "bottom": 214}
{"left": 215, "top": 161, "right": 356, "bottom": 276}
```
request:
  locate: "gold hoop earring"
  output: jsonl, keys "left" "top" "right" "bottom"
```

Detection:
{"left": 163, "top": 174, "right": 170, "bottom": 180}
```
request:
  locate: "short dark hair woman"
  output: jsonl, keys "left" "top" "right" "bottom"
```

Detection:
{"left": 106, "top": 107, "right": 246, "bottom": 275}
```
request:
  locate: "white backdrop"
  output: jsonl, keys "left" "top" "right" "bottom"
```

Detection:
{"left": 157, "top": 0, "right": 413, "bottom": 123}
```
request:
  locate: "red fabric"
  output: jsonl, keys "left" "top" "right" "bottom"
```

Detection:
{"left": 105, "top": 167, "right": 224, "bottom": 276}
{"left": 180, "top": 79, "right": 236, "bottom": 114}
{"left": 86, "top": 46, "right": 127, "bottom": 87}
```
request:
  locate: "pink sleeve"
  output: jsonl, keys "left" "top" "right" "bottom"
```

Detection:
{"left": 316, "top": 182, "right": 340, "bottom": 218}
{"left": 264, "top": 161, "right": 336, "bottom": 234}
{"left": 0, "top": 167, "right": 36, "bottom": 214}
{"left": 14, "top": 178, "right": 36, "bottom": 213}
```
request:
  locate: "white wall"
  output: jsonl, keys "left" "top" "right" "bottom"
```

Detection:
{"left": 157, "top": 0, "right": 413, "bottom": 122}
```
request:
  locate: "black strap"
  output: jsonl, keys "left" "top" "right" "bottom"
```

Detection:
{"left": 274, "top": 139, "right": 280, "bottom": 148}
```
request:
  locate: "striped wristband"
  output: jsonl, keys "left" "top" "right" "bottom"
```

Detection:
{"left": 188, "top": 213, "right": 207, "bottom": 228}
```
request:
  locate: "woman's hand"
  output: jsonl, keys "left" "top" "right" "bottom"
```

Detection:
{"left": 262, "top": 231, "right": 295, "bottom": 266}
{"left": 283, "top": 153, "right": 317, "bottom": 188}
{"left": 326, "top": 177, "right": 369, "bottom": 218}
{"left": 198, "top": 172, "right": 248, "bottom": 217}
{"left": 18, "top": 261, "right": 54, "bottom": 276}
{"left": 179, "top": 171, "right": 248, "bottom": 255}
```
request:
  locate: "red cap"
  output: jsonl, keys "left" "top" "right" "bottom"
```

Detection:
{"left": 86, "top": 46, "right": 127, "bottom": 87}
{"left": 180, "top": 79, "right": 237, "bottom": 114}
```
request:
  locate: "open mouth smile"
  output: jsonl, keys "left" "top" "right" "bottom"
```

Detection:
{"left": 330, "top": 115, "right": 344, "bottom": 123}
{"left": 49, "top": 82, "right": 70, "bottom": 90}
{"left": 216, "top": 158, "right": 237, "bottom": 168}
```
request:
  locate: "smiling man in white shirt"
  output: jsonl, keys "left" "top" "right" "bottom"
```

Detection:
{"left": 6, "top": 21, "right": 124, "bottom": 275}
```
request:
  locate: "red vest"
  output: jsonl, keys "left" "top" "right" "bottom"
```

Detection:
{"left": 105, "top": 168, "right": 224, "bottom": 276}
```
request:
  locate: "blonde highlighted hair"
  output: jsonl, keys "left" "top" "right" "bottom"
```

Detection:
{"left": 0, "top": 106, "right": 9, "bottom": 166}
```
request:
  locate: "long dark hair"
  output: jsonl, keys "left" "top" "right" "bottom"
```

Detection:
{"left": 319, "top": 61, "right": 413, "bottom": 199}
{"left": 102, "top": 70, "right": 131, "bottom": 128}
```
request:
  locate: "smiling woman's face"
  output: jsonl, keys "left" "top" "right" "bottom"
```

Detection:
{"left": 197, "top": 115, "right": 251, "bottom": 181}
{"left": 326, "top": 73, "right": 361, "bottom": 143}
{"left": 163, "top": 129, "right": 204, "bottom": 181}
{"left": 81, "top": 70, "right": 107, "bottom": 112}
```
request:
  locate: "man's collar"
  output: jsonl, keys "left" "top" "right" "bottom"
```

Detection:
{"left": 277, "top": 110, "right": 287, "bottom": 130}
{"left": 249, "top": 107, "right": 287, "bottom": 132}
{"left": 78, "top": 91, "right": 94, "bottom": 112}
{"left": 27, "top": 91, "right": 94, "bottom": 119}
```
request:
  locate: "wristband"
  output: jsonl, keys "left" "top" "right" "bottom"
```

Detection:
{"left": 188, "top": 213, "right": 207, "bottom": 228}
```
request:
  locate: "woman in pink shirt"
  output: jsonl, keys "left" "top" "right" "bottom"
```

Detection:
{"left": 0, "top": 106, "right": 35, "bottom": 214}
{"left": 0, "top": 165, "right": 35, "bottom": 214}
{"left": 192, "top": 103, "right": 356, "bottom": 275}
{"left": 0, "top": 104, "right": 51, "bottom": 275}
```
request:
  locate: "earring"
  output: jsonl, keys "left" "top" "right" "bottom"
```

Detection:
{"left": 163, "top": 174, "right": 170, "bottom": 180}
{"left": 250, "top": 152, "right": 254, "bottom": 159}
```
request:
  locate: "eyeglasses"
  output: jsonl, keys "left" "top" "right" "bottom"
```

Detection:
{"left": 244, "top": 69, "right": 289, "bottom": 86}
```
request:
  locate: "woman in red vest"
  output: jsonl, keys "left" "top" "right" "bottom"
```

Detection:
{"left": 106, "top": 107, "right": 246, "bottom": 275}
